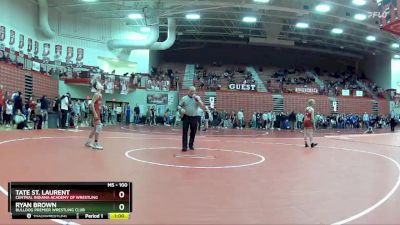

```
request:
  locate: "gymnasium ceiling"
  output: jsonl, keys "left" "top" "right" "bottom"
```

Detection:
{"left": 47, "top": 0, "right": 399, "bottom": 58}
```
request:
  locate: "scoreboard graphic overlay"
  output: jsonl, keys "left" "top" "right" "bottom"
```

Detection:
{"left": 8, "top": 182, "right": 132, "bottom": 220}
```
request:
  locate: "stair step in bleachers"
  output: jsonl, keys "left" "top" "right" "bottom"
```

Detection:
{"left": 182, "top": 64, "right": 195, "bottom": 89}
{"left": 247, "top": 67, "right": 268, "bottom": 92}
{"left": 272, "top": 94, "right": 284, "bottom": 112}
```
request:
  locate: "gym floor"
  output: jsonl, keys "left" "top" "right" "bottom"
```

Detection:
{"left": 0, "top": 126, "right": 399, "bottom": 225}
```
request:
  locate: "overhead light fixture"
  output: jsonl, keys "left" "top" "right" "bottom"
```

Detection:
{"left": 253, "top": 0, "right": 270, "bottom": 2}
{"left": 315, "top": 4, "right": 331, "bottom": 13}
{"left": 128, "top": 64, "right": 135, "bottom": 67}
{"left": 186, "top": 13, "right": 200, "bottom": 20}
{"left": 394, "top": 54, "right": 400, "bottom": 59}
{"left": 354, "top": 13, "right": 367, "bottom": 21}
{"left": 331, "top": 28, "right": 343, "bottom": 34}
{"left": 352, "top": 0, "right": 366, "bottom": 6}
{"left": 140, "top": 27, "right": 151, "bottom": 32}
{"left": 128, "top": 13, "right": 143, "bottom": 19}
{"left": 112, "top": 59, "right": 119, "bottom": 62}
{"left": 392, "top": 43, "right": 400, "bottom": 48}
{"left": 366, "top": 35, "right": 376, "bottom": 41}
{"left": 242, "top": 16, "right": 257, "bottom": 23}
{"left": 82, "top": 0, "right": 97, "bottom": 2}
{"left": 295, "top": 22, "right": 309, "bottom": 28}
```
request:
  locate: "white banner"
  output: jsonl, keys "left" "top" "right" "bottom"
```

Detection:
{"left": 209, "top": 96, "right": 215, "bottom": 108}
{"left": 356, "top": 90, "right": 364, "bottom": 97}
{"left": 32, "top": 61, "right": 40, "bottom": 72}
{"left": 90, "top": 73, "right": 102, "bottom": 93}
{"left": 120, "top": 77, "right": 129, "bottom": 95}
{"left": 295, "top": 87, "right": 318, "bottom": 93}
{"left": 228, "top": 84, "right": 256, "bottom": 91}
{"left": 104, "top": 74, "right": 115, "bottom": 94}
{"left": 342, "top": 89, "right": 350, "bottom": 96}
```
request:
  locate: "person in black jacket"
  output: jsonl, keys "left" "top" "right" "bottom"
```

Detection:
{"left": 288, "top": 111, "right": 296, "bottom": 132}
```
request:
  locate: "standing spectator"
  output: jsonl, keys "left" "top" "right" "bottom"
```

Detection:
{"left": 13, "top": 91, "right": 23, "bottom": 116}
{"left": 134, "top": 104, "right": 140, "bottom": 124}
{"left": 296, "top": 112, "right": 304, "bottom": 129}
{"left": 203, "top": 106, "right": 210, "bottom": 131}
{"left": 34, "top": 99, "right": 43, "bottom": 130}
{"left": 362, "top": 112, "right": 370, "bottom": 128}
{"left": 150, "top": 106, "right": 156, "bottom": 125}
{"left": 288, "top": 111, "right": 296, "bottom": 131}
{"left": 174, "top": 109, "right": 181, "bottom": 127}
{"left": 237, "top": 109, "right": 244, "bottom": 129}
{"left": 53, "top": 96, "right": 61, "bottom": 127}
{"left": 125, "top": 103, "right": 131, "bottom": 125}
{"left": 40, "top": 95, "right": 49, "bottom": 127}
{"left": 390, "top": 110, "right": 396, "bottom": 132}
{"left": 4, "top": 100, "right": 13, "bottom": 128}
{"left": 0, "top": 84, "right": 3, "bottom": 124}
{"left": 197, "top": 107, "right": 203, "bottom": 131}
{"left": 60, "top": 93, "right": 70, "bottom": 129}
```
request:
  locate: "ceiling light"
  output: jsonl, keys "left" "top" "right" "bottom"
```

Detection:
{"left": 186, "top": 13, "right": 200, "bottom": 20}
{"left": 140, "top": 27, "right": 151, "bottom": 32}
{"left": 394, "top": 54, "right": 400, "bottom": 59}
{"left": 366, "top": 35, "right": 376, "bottom": 41}
{"left": 128, "top": 64, "right": 135, "bottom": 67}
{"left": 253, "top": 0, "right": 270, "bottom": 2}
{"left": 354, "top": 13, "right": 367, "bottom": 21}
{"left": 82, "top": 0, "right": 97, "bottom": 2}
{"left": 331, "top": 28, "right": 343, "bottom": 34}
{"left": 352, "top": 0, "right": 366, "bottom": 6}
{"left": 295, "top": 22, "right": 309, "bottom": 28}
{"left": 392, "top": 43, "right": 400, "bottom": 48}
{"left": 128, "top": 13, "right": 143, "bottom": 19}
{"left": 243, "top": 16, "right": 257, "bottom": 23}
{"left": 112, "top": 59, "right": 119, "bottom": 62}
{"left": 315, "top": 4, "right": 331, "bottom": 13}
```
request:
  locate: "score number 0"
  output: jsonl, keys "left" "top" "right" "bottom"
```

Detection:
{"left": 118, "top": 190, "right": 126, "bottom": 211}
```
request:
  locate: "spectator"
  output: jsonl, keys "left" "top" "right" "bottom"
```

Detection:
{"left": 40, "top": 95, "right": 49, "bottom": 127}
{"left": 4, "top": 100, "right": 13, "bottom": 128}
{"left": 288, "top": 111, "right": 296, "bottom": 131}
{"left": 14, "top": 109, "right": 27, "bottom": 130}
{"left": 60, "top": 93, "right": 70, "bottom": 129}
{"left": 0, "top": 84, "right": 3, "bottom": 124}
{"left": 13, "top": 91, "right": 23, "bottom": 116}
{"left": 34, "top": 99, "right": 43, "bottom": 130}
{"left": 237, "top": 109, "right": 244, "bottom": 130}
{"left": 134, "top": 104, "right": 140, "bottom": 124}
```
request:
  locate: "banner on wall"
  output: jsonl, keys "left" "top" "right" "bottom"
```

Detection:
{"left": 168, "top": 94, "right": 174, "bottom": 105}
{"left": 27, "top": 38, "right": 32, "bottom": 52}
{"left": 0, "top": 26, "right": 5, "bottom": 41}
{"left": 342, "top": 89, "right": 350, "bottom": 96}
{"left": 32, "top": 61, "right": 40, "bottom": 72}
{"left": 120, "top": 76, "right": 129, "bottom": 95}
{"left": 147, "top": 93, "right": 168, "bottom": 105}
{"left": 90, "top": 72, "right": 102, "bottom": 93}
{"left": 34, "top": 41, "right": 39, "bottom": 55}
{"left": 76, "top": 48, "right": 84, "bottom": 61}
{"left": 66, "top": 46, "right": 73, "bottom": 63}
{"left": 43, "top": 43, "right": 50, "bottom": 56}
{"left": 105, "top": 74, "right": 115, "bottom": 94}
{"left": 9, "top": 30, "right": 15, "bottom": 45}
{"left": 209, "top": 96, "right": 215, "bottom": 108}
{"left": 295, "top": 87, "right": 319, "bottom": 94}
{"left": 356, "top": 90, "right": 364, "bottom": 97}
{"left": 55, "top": 45, "right": 62, "bottom": 58}
{"left": 18, "top": 34, "right": 24, "bottom": 49}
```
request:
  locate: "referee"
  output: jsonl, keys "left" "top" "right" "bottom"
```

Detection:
{"left": 178, "top": 86, "right": 210, "bottom": 152}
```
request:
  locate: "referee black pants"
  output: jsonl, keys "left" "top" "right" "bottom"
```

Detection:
{"left": 182, "top": 115, "right": 198, "bottom": 150}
